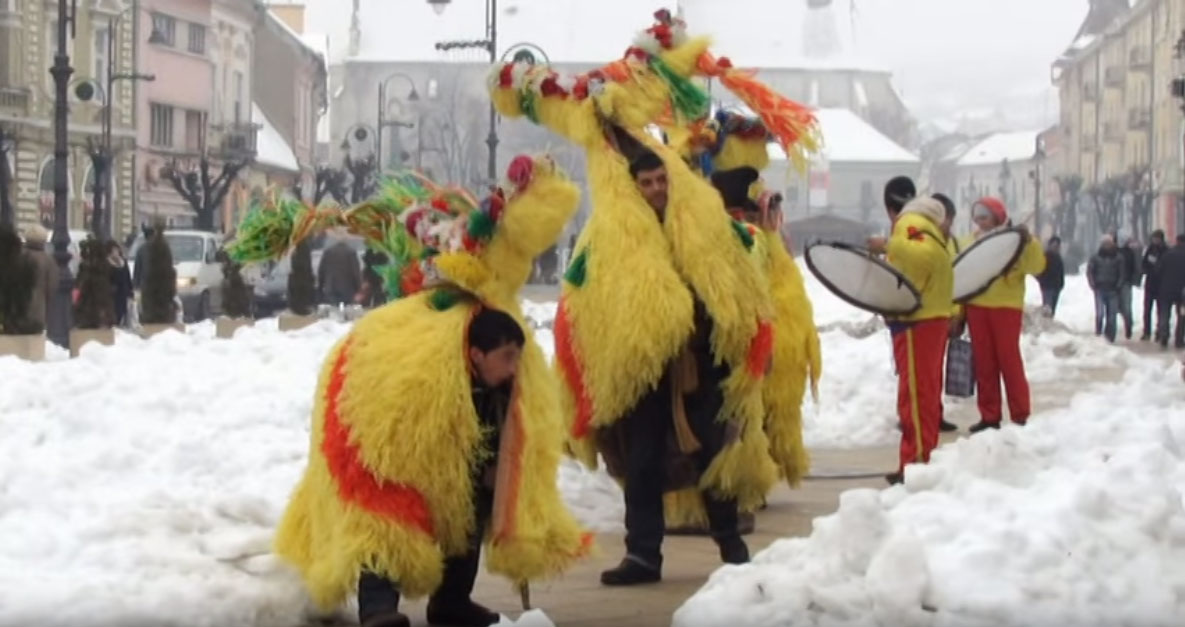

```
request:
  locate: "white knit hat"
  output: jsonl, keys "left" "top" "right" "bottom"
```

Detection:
{"left": 899, "top": 197, "right": 944, "bottom": 225}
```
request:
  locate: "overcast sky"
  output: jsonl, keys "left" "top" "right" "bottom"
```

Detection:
{"left": 305, "top": 0, "right": 1090, "bottom": 130}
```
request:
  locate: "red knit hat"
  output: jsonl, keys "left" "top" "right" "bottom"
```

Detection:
{"left": 974, "top": 197, "right": 1008, "bottom": 224}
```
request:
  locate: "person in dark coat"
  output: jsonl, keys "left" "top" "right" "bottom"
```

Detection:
{"left": 1154, "top": 234, "right": 1185, "bottom": 349}
{"left": 1087, "top": 235, "right": 1125, "bottom": 342}
{"left": 1037, "top": 236, "right": 1066, "bottom": 317}
{"left": 316, "top": 232, "right": 362, "bottom": 306}
{"left": 1117, "top": 236, "right": 1139, "bottom": 339}
{"left": 132, "top": 224, "right": 154, "bottom": 291}
{"left": 105, "top": 240, "right": 134, "bottom": 327}
{"left": 358, "top": 248, "right": 388, "bottom": 308}
{"left": 1140, "top": 230, "right": 1168, "bottom": 340}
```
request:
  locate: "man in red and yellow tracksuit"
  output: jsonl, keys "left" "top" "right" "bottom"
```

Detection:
{"left": 962, "top": 197, "right": 1046, "bottom": 432}
{"left": 882, "top": 197, "right": 953, "bottom": 484}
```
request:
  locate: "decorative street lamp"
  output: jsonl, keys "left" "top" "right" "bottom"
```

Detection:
{"left": 47, "top": 0, "right": 78, "bottom": 348}
{"left": 342, "top": 124, "right": 379, "bottom": 203}
{"left": 376, "top": 72, "right": 419, "bottom": 173}
{"left": 1173, "top": 29, "right": 1185, "bottom": 219}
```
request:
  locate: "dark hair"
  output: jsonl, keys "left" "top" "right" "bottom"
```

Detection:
{"left": 884, "top": 176, "right": 916, "bottom": 214}
{"left": 1048, "top": 236, "right": 1061, "bottom": 245}
{"left": 1151, "top": 229, "right": 1164, "bottom": 239}
{"left": 468, "top": 307, "right": 525, "bottom": 353}
{"left": 1177, "top": 234, "right": 1185, "bottom": 245}
{"left": 628, "top": 151, "right": 665, "bottom": 180}
{"left": 931, "top": 193, "right": 956, "bottom": 218}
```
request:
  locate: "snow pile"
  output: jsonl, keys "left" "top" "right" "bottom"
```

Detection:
{"left": 0, "top": 318, "right": 620, "bottom": 627}
{"left": 496, "top": 609, "right": 557, "bottom": 626}
{"left": 674, "top": 356, "right": 1185, "bottom": 627}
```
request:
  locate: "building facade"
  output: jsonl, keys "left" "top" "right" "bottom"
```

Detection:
{"left": 0, "top": 0, "right": 137, "bottom": 235}
{"left": 1052, "top": 0, "right": 1184, "bottom": 238}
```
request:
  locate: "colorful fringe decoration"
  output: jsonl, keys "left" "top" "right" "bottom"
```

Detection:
{"left": 648, "top": 55, "right": 711, "bottom": 122}
{"left": 564, "top": 248, "right": 588, "bottom": 288}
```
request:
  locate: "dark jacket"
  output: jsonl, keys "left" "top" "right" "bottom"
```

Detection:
{"left": 471, "top": 378, "right": 512, "bottom": 489}
{"left": 317, "top": 241, "right": 362, "bottom": 305}
{"left": 1142, "top": 242, "right": 1169, "bottom": 290}
{"left": 132, "top": 243, "right": 150, "bottom": 290}
{"left": 1087, "top": 248, "right": 1125, "bottom": 292}
{"left": 1037, "top": 250, "right": 1065, "bottom": 291}
{"left": 1157, "top": 243, "right": 1185, "bottom": 302}
{"left": 1118, "top": 246, "right": 1139, "bottom": 287}
{"left": 24, "top": 242, "right": 58, "bottom": 331}
{"left": 109, "top": 257, "right": 134, "bottom": 324}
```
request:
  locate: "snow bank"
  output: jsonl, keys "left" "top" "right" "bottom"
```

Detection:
{"left": 674, "top": 355, "right": 1185, "bottom": 627}
{"left": 0, "top": 315, "right": 619, "bottom": 626}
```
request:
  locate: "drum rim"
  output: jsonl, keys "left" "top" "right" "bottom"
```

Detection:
{"left": 952, "top": 227, "right": 1025, "bottom": 304}
{"left": 804, "top": 240, "right": 923, "bottom": 317}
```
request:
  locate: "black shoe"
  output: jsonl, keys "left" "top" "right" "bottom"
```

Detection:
{"left": 1011, "top": 418, "right": 1027, "bottom": 427}
{"left": 425, "top": 598, "right": 498, "bottom": 627}
{"left": 885, "top": 472, "right": 904, "bottom": 485}
{"left": 717, "top": 536, "right": 750, "bottom": 564}
{"left": 939, "top": 419, "right": 958, "bottom": 433}
{"left": 1141, "top": 334, "right": 1151, "bottom": 341}
{"left": 361, "top": 612, "right": 411, "bottom": 627}
{"left": 969, "top": 420, "right": 1001, "bottom": 434}
{"left": 600, "top": 557, "right": 661, "bottom": 586}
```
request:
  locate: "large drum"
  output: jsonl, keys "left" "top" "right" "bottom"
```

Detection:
{"left": 952, "top": 227, "right": 1026, "bottom": 304}
{"left": 804, "top": 241, "right": 921, "bottom": 317}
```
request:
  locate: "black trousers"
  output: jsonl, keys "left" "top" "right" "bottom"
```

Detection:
{"left": 1143, "top": 288, "right": 1160, "bottom": 337}
{"left": 622, "top": 385, "right": 739, "bottom": 569}
{"left": 1156, "top": 297, "right": 1185, "bottom": 347}
{"left": 357, "top": 486, "right": 494, "bottom": 624}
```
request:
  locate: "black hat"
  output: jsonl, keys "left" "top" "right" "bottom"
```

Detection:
{"left": 884, "top": 176, "right": 916, "bottom": 213}
{"left": 711, "top": 167, "right": 760, "bottom": 211}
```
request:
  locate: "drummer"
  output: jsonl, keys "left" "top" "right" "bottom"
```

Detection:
{"left": 871, "top": 196, "right": 953, "bottom": 485}
{"left": 960, "top": 197, "right": 1046, "bottom": 432}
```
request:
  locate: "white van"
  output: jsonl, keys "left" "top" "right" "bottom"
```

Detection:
{"left": 129, "top": 230, "right": 224, "bottom": 321}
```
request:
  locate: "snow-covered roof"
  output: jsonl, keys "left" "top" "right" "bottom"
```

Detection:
{"left": 265, "top": 9, "right": 324, "bottom": 63}
{"left": 252, "top": 102, "right": 300, "bottom": 172}
{"left": 956, "top": 131, "right": 1040, "bottom": 167}
{"left": 301, "top": 32, "right": 332, "bottom": 144}
{"left": 768, "top": 108, "right": 918, "bottom": 165}
{"left": 305, "top": 0, "right": 884, "bottom": 71}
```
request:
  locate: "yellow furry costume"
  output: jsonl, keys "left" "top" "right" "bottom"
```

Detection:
{"left": 488, "top": 17, "right": 779, "bottom": 512}
{"left": 271, "top": 156, "right": 590, "bottom": 609}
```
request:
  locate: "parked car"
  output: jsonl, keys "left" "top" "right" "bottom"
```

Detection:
{"left": 129, "top": 230, "right": 224, "bottom": 321}
{"left": 252, "top": 256, "right": 291, "bottom": 318}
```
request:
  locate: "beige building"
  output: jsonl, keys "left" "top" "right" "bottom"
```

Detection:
{"left": 1052, "top": 0, "right": 1184, "bottom": 238}
{"left": 0, "top": 0, "right": 138, "bottom": 235}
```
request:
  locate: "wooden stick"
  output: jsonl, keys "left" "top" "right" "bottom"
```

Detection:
{"left": 519, "top": 581, "right": 532, "bottom": 610}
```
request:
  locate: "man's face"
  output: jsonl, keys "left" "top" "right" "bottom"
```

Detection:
{"left": 1049, "top": 240, "right": 1061, "bottom": 253}
{"left": 470, "top": 343, "right": 522, "bottom": 388}
{"left": 634, "top": 166, "right": 669, "bottom": 217}
{"left": 1153, "top": 234, "right": 1164, "bottom": 246}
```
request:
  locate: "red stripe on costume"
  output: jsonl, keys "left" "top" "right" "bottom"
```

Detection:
{"left": 492, "top": 384, "right": 525, "bottom": 543}
{"left": 746, "top": 319, "right": 774, "bottom": 378}
{"left": 321, "top": 340, "right": 436, "bottom": 537}
{"left": 554, "top": 298, "right": 594, "bottom": 439}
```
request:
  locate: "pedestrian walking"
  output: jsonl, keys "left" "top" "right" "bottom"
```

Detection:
{"left": 1141, "top": 230, "right": 1168, "bottom": 340}
{"left": 1088, "top": 235, "right": 1125, "bottom": 343}
{"left": 1037, "top": 236, "right": 1066, "bottom": 318}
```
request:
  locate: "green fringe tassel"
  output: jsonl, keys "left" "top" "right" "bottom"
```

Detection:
{"left": 520, "top": 89, "right": 540, "bottom": 124}
{"left": 429, "top": 287, "right": 463, "bottom": 311}
{"left": 731, "top": 220, "right": 754, "bottom": 251}
{"left": 564, "top": 248, "right": 588, "bottom": 287}
{"left": 649, "top": 55, "right": 710, "bottom": 121}
{"left": 467, "top": 211, "right": 496, "bottom": 241}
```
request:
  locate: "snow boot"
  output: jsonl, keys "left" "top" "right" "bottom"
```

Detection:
{"left": 601, "top": 557, "right": 661, "bottom": 586}
{"left": 939, "top": 419, "right": 958, "bottom": 433}
{"left": 717, "top": 536, "right": 750, "bottom": 564}
{"left": 425, "top": 598, "right": 499, "bottom": 627}
{"left": 969, "top": 420, "right": 1001, "bottom": 434}
{"left": 361, "top": 612, "right": 411, "bottom": 627}
{"left": 884, "top": 471, "right": 904, "bottom": 485}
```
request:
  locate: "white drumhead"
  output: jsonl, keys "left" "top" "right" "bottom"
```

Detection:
{"left": 805, "top": 242, "right": 922, "bottom": 317}
{"left": 952, "top": 228, "right": 1025, "bottom": 303}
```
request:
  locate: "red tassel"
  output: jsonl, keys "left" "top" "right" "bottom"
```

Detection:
{"left": 555, "top": 299, "right": 594, "bottom": 439}
{"left": 746, "top": 320, "right": 774, "bottom": 378}
{"left": 320, "top": 340, "right": 436, "bottom": 536}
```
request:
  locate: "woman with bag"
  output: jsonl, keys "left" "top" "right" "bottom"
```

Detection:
{"left": 933, "top": 193, "right": 964, "bottom": 432}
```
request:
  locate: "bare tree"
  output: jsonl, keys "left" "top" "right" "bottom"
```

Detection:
{"left": 416, "top": 68, "right": 487, "bottom": 188}
{"left": 161, "top": 156, "right": 250, "bottom": 232}
{"left": 1126, "top": 165, "right": 1155, "bottom": 242}
{"left": 1053, "top": 174, "right": 1083, "bottom": 240}
{"left": 1086, "top": 176, "right": 1126, "bottom": 236}
{"left": 314, "top": 165, "right": 349, "bottom": 206}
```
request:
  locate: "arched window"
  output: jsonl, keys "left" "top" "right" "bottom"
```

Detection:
{"left": 37, "top": 157, "right": 74, "bottom": 228}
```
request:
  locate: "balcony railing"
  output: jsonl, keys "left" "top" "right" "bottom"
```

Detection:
{"left": 1104, "top": 66, "right": 1125, "bottom": 87}
{"left": 1128, "top": 108, "right": 1151, "bottom": 130}
{"left": 0, "top": 86, "right": 30, "bottom": 116}
{"left": 1129, "top": 46, "right": 1151, "bottom": 69}
{"left": 217, "top": 123, "right": 259, "bottom": 158}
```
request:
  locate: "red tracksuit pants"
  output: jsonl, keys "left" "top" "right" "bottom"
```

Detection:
{"left": 965, "top": 306, "right": 1030, "bottom": 425}
{"left": 891, "top": 318, "right": 948, "bottom": 473}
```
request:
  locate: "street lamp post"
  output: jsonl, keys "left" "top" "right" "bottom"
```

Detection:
{"left": 376, "top": 72, "right": 419, "bottom": 173}
{"left": 1173, "top": 30, "right": 1185, "bottom": 222}
{"left": 94, "top": 6, "right": 154, "bottom": 241}
{"left": 0, "top": 126, "right": 14, "bottom": 227}
{"left": 47, "top": 0, "right": 79, "bottom": 348}
{"left": 343, "top": 123, "right": 379, "bottom": 202}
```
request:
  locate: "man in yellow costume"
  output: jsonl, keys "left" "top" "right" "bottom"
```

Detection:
{"left": 487, "top": 10, "right": 819, "bottom": 586}
{"left": 261, "top": 156, "right": 591, "bottom": 627}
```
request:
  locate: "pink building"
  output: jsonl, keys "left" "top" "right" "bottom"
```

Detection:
{"left": 135, "top": 0, "right": 216, "bottom": 230}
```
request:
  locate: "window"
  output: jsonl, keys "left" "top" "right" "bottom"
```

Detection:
{"left": 151, "top": 13, "right": 176, "bottom": 47}
{"left": 184, "top": 110, "right": 205, "bottom": 151}
{"left": 187, "top": 23, "right": 206, "bottom": 55}
{"left": 93, "top": 26, "right": 110, "bottom": 100}
{"left": 233, "top": 70, "right": 244, "bottom": 123}
{"left": 150, "top": 103, "right": 175, "bottom": 147}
